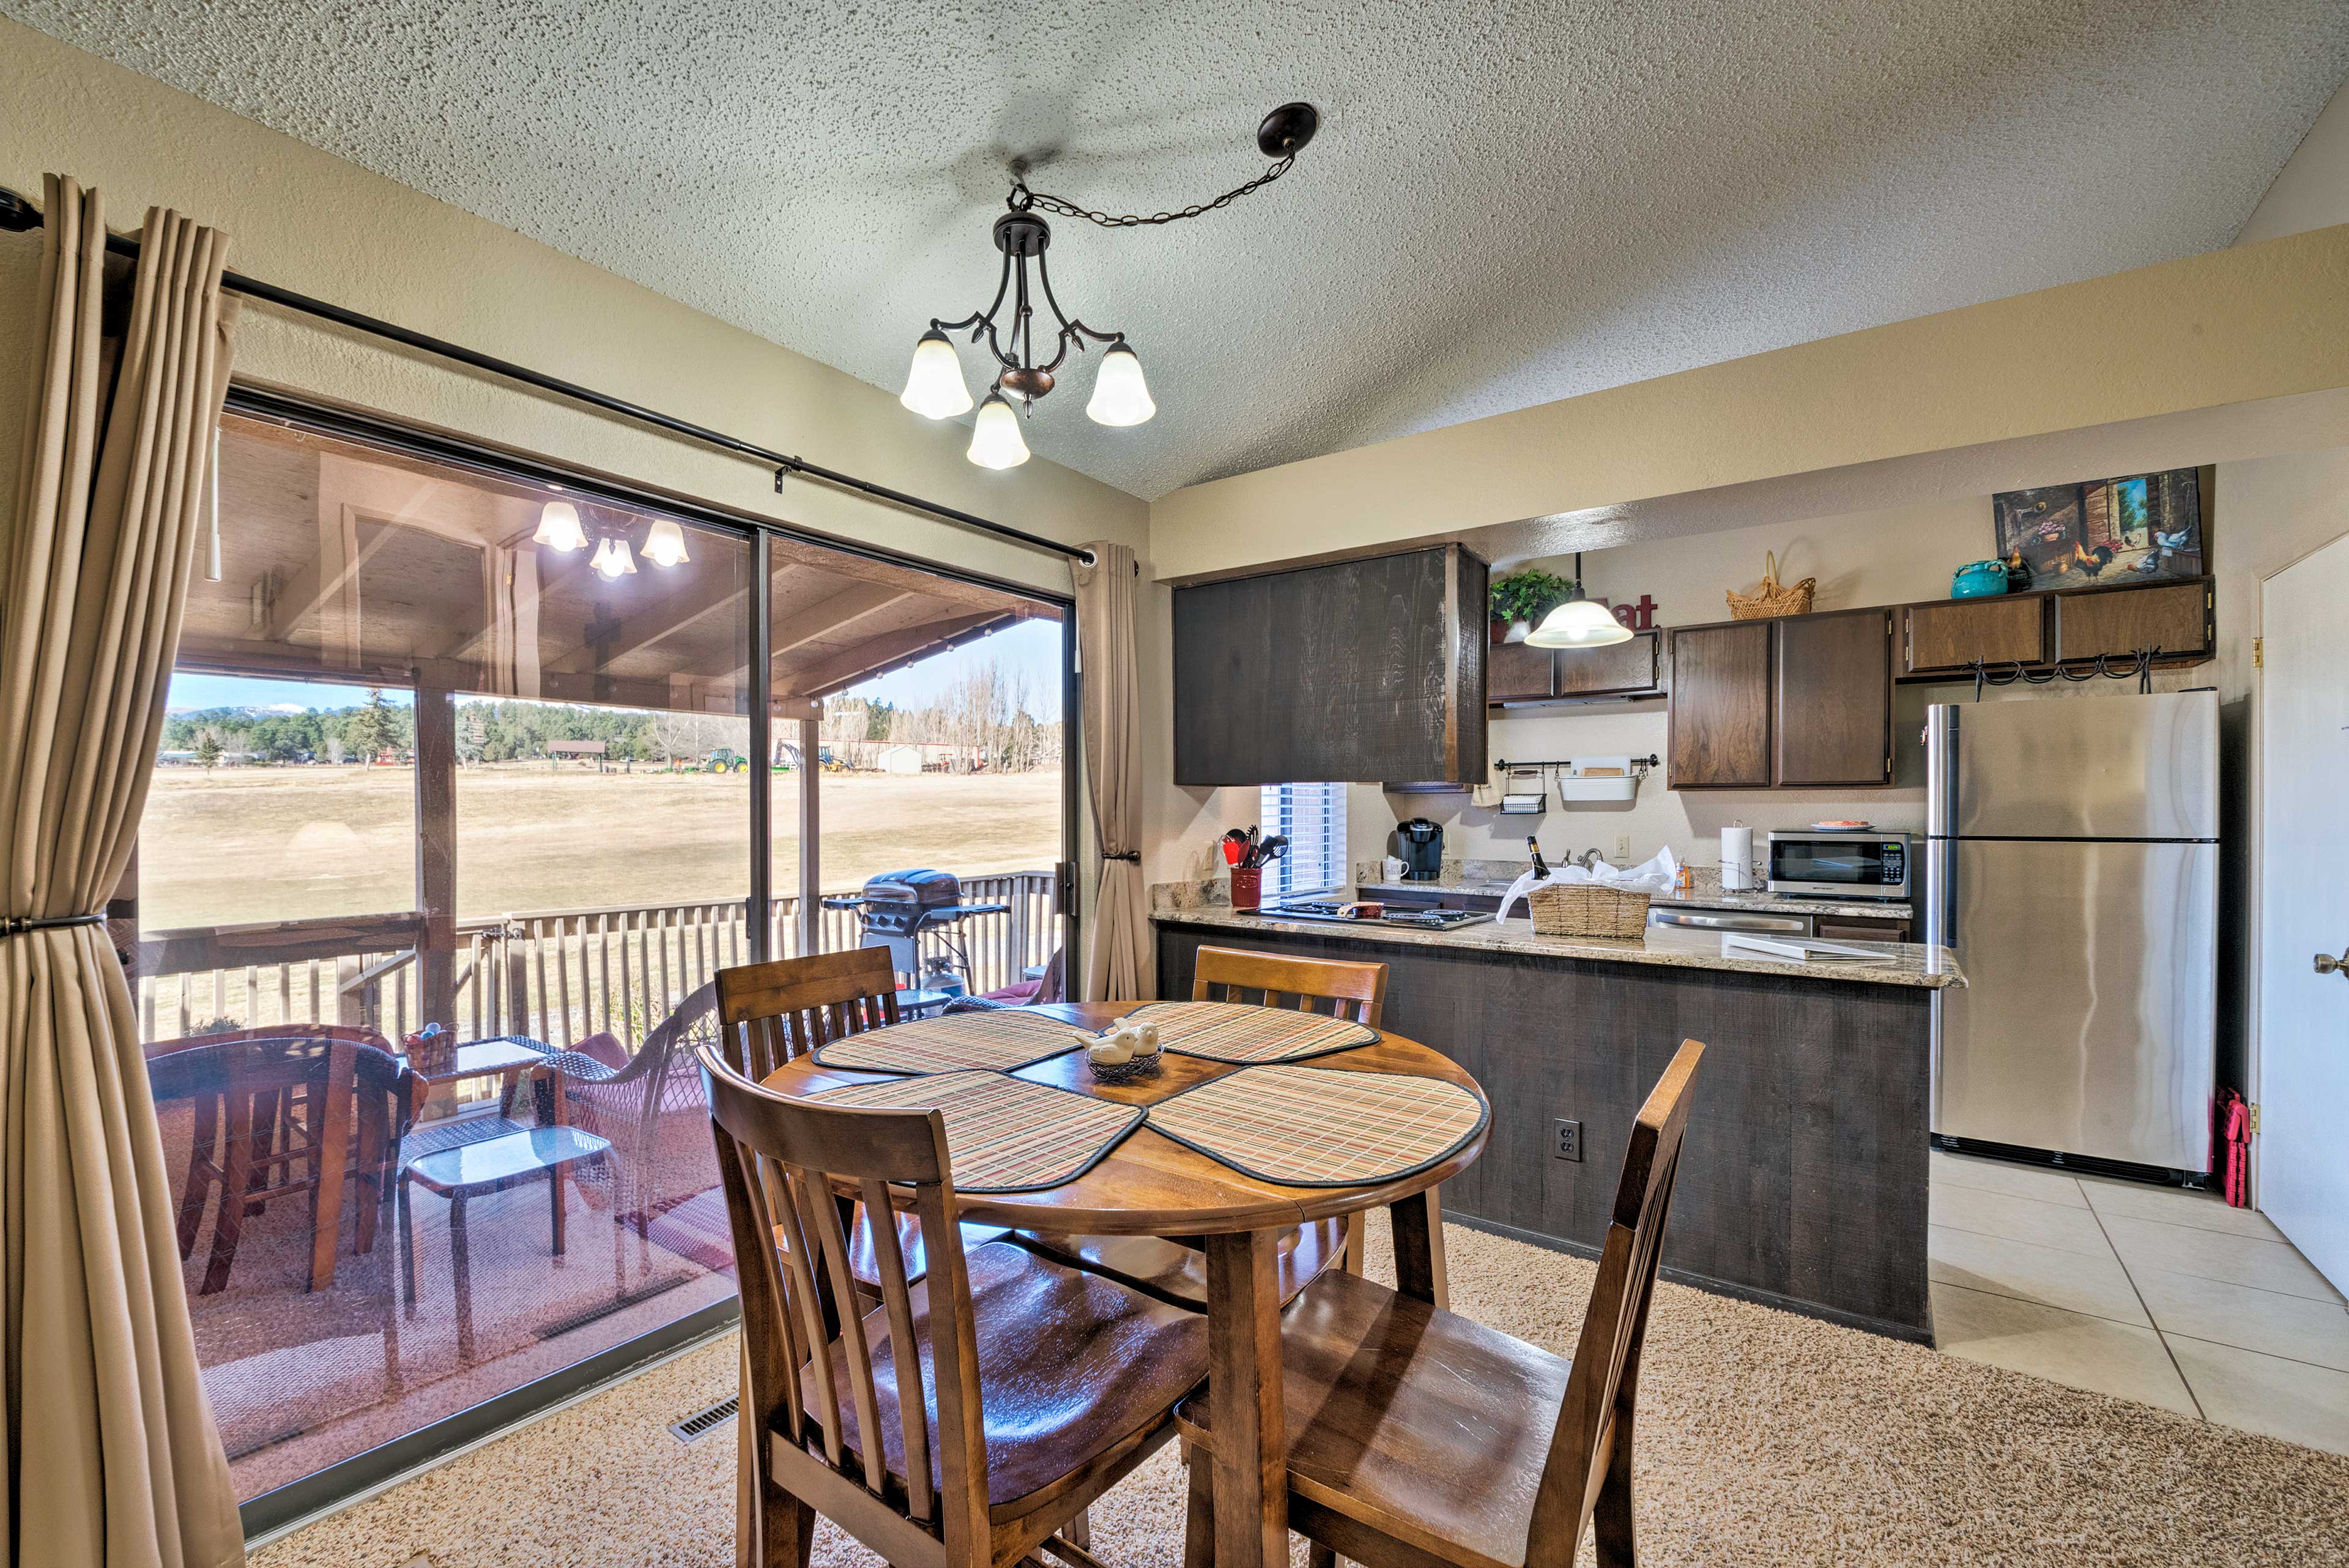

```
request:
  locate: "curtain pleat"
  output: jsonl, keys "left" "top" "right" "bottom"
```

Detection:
{"left": 1073, "top": 541, "right": 1151, "bottom": 1002}
{"left": 1, "top": 174, "right": 245, "bottom": 1568}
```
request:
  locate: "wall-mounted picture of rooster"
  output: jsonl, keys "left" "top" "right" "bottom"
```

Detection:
{"left": 1991, "top": 469, "right": 2204, "bottom": 592}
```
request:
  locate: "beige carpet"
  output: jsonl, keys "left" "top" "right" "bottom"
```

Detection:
{"left": 256, "top": 1222, "right": 2349, "bottom": 1568}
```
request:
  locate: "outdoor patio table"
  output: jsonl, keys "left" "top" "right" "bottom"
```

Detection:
{"left": 759, "top": 998, "right": 1490, "bottom": 1568}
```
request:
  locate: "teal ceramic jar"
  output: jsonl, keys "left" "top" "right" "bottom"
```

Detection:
{"left": 1951, "top": 560, "right": 2009, "bottom": 598}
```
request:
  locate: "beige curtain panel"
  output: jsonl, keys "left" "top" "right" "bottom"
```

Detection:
{"left": 1, "top": 176, "right": 245, "bottom": 1568}
{"left": 1073, "top": 541, "right": 1151, "bottom": 1003}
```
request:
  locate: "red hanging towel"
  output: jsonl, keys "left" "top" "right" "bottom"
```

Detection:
{"left": 2216, "top": 1089, "right": 2250, "bottom": 1208}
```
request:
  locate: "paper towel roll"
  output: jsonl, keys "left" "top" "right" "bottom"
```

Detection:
{"left": 1720, "top": 827, "right": 1753, "bottom": 891}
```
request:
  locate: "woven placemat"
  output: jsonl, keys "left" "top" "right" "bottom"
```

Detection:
{"left": 1145, "top": 1064, "right": 1486, "bottom": 1187}
{"left": 809, "top": 1010, "right": 1089, "bottom": 1075}
{"left": 806, "top": 1070, "right": 1143, "bottom": 1194}
{"left": 1119, "top": 1000, "right": 1378, "bottom": 1063}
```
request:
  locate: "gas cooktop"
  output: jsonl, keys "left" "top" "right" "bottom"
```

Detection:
{"left": 1255, "top": 901, "right": 1494, "bottom": 931}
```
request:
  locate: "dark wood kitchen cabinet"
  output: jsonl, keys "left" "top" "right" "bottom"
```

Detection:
{"left": 2052, "top": 578, "right": 2211, "bottom": 664}
{"left": 1666, "top": 621, "right": 1773, "bottom": 788}
{"left": 1903, "top": 595, "right": 2046, "bottom": 676}
{"left": 1486, "top": 630, "right": 1664, "bottom": 707}
{"left": 1669, "top": 611, "right": 1892, "bottom": 790}
{"left": 1172, "top": 544, "right": 1488, "bottom": 786}
{"left": 1486, "top": 638, "right": 1555, "bottom": 703}
{"left": 1775, "top": 608, "right": 1894, "bottom": 787}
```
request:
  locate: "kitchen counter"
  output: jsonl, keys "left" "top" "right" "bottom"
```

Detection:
{"left": 1156, "top": 902, "right": 1943, "bottom": 1341}
{"left": 1357, "top": 877, "right": 1914, "bottom": 923}
{"left": 1159, "top": 905, "right": 1961, "bottom": 990}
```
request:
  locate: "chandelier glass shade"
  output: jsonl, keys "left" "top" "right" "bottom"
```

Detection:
{"left": 642, "top": 516, "right": 691, "bottom": 568}
{"left": 1085, "top": 343, "right": 1157, "bottom": 426}
{"left": 966, "top": 390, "right": 1031, "bottom": 469}
{"left": 589, "top": 535, "right": 638, "bottom": 579}
{"left": 900, "top": 329, "right": 974, "bottom": 418}
{"left": 533, "top": 499, "right": 588, "bottom": 551}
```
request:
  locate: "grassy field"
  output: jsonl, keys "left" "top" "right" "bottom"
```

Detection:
{"left": 136, "top": 762, "right": 1065, "bottom": 931}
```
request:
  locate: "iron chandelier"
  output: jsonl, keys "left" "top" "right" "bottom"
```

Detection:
{"left": 900, "top": 102, "right": 1321, "bottom": 468}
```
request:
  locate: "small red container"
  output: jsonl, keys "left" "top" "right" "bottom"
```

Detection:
{"left": 1229, "top": 866, "right": 1262, "bottom": 911}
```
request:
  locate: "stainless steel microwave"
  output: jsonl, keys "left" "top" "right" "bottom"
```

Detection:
{"left": 1765, "top": 831, "right": 1913, "bottom": 900}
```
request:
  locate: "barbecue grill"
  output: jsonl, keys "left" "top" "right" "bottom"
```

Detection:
{"left": 822, "top": 869, "right": 1010, "bottom": 992}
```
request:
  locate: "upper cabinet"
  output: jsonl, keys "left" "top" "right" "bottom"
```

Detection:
{"left": 1172, "top": 544, "right": 1489, "bottom": 786}
{"left": 1669, "top": 612, "right": 1891, "bottom": 790}
{"left": 1488, "top": 630, "right": 1664, "bottom": 707}
{"left": 1901, "top": 576, "right": 2211, "bottom": 677}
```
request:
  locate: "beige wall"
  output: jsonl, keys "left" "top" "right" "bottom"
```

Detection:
{"left": 0, "top": 20, "right": 1151, "bottom": 951}
{"left": 1148, "top": 223, "right": 2349, "bottom": 582}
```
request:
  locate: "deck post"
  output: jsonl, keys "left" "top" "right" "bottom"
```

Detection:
{"left": 796, "top": 714, "right": 821, "bottom": 957}
{"left": 414, "top": 684, "right": 459, "bottom": 1030}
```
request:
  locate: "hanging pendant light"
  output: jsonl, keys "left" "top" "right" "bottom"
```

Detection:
{"left": 900, "top": 329, "right": 974, "bottom": 418}
{"left": 967, "top": 390, "right": 1031, "bottom": 469}
{"left": 533, "top": 499, "right": 588, "bottom": 551}
{"left": 902, "top": 103, "right": 1317, "bottom": 466}
{"left": 643, "top": 517, "right": 691, "bottom": 568}
{"left": 1526, "top": 598, "right": 1631, "bottom": 648}
{"left": 1085, "top": 341, "right": 1156, "bottom": 427}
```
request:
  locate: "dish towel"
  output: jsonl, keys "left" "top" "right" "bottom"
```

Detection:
{"left": 1471, "top": 761, "right": 1504, "bottom": 809}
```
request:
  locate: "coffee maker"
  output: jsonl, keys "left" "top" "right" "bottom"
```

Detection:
{"left": 1395, "top": 819, "right": 1444, "bottom": 881}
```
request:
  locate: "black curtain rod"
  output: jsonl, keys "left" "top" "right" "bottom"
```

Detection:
{"left": 0, "top": 184, "right": 1096, "bottom": 567}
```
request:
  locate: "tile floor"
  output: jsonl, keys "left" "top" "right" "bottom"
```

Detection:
{"left": 1929, "top": 1148, "right": 2349, "bottom": 1455}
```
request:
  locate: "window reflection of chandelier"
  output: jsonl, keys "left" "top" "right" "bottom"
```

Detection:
{"left": 531, "top": 494, "right": 692, "bottom": 578}
{"left": 898, "top": 103, "right": 1320, "bottom": 469}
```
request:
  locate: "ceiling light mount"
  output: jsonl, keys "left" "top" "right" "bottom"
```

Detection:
{"left": 900, "top": 102, "right": 1317, "bottom": 465}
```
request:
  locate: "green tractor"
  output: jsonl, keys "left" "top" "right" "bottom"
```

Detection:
{"left": 703, "top": 748, "right": 749, "bottom": 774}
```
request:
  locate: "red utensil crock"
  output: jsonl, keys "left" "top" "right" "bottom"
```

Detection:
{"left": 1229, "top": 866, "right": 1262, "bottom": 911}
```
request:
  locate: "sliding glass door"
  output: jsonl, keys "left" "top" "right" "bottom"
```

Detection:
{"left": 127, "top": 401, "right": 1072, "bottom": 1520}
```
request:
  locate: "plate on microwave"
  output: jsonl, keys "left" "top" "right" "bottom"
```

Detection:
{"left": 1808, "top": 820, "right": 1873, "bottom": 831}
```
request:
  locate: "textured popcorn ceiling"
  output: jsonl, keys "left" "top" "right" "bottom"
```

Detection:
{"left": 10, "top": 1, "right": 2348, "bottom": 499}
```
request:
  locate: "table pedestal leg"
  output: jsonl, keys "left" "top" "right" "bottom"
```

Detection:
{"left": 1205, "top": 1228, "right": 1286, "bottom": 1568}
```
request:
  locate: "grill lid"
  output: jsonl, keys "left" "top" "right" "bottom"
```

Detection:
{"left": 859, "top": 868, "right": 963, "bottom": 908}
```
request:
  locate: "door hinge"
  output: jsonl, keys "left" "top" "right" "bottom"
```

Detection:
{"left": 2252, "top": 637, "right": 2263, "bottom": 668}
{"left": 2249, "top": 1102, "right": 2261, "bottom": 1135}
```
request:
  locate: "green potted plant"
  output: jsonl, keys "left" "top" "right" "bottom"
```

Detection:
{"left": 1490, "top": 568, "right": 1576, "bottom": 644}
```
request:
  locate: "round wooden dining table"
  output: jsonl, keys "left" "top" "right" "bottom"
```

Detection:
{"left": 759, "top": 998, "right": 1490, "bottom": 1568}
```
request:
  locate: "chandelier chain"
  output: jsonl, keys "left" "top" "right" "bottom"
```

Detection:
{"left": 1011, "top": 153, "right": 1298, "bottom": 228}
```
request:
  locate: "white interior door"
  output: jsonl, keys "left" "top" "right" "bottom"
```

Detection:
{"left": 2260, "top": 535, "right": 2349, "bottom": 1291}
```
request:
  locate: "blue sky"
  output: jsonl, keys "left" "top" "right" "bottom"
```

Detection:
{"left": 165, "top": 617, "right": 1064, "bottom": 719}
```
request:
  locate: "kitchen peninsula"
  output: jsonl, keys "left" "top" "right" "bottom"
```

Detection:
{"left": 1152, "top": 904, "right": 1964, "bottom": 1341}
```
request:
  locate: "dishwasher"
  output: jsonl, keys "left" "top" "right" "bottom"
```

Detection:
{"left": 1646, "top": 907, "right": 1815, "bottom": 938}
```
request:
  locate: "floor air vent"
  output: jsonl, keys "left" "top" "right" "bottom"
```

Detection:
{"left": 670, "top": 1395, "right": 740, "bottom": 1444}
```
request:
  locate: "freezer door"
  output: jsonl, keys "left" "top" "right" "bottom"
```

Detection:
{"left": 1931, "top": 839, "right": 2216, "bottom": 1170}
{"left": 1927, "top": 690, "right": 2219, "bottom": 841}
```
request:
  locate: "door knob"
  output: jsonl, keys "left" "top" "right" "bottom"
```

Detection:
{"left": 2319, "top": 950, "right": 2348, "bottom": 977}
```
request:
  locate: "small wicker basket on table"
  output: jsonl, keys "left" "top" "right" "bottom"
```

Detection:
{"left": 1528, "top": 882, "right": 1653, "bottom": 938}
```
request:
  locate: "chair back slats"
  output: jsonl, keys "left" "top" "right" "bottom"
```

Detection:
{"left": 716, "top": 950, "right": 901, "bottom": 1079}
{"left": 860, "top": 1175, "right": 934, "bottom": 1525}
{"left": 1190, "top": 946, "right": 1389, "bottom": 1026}
{"left": 697, "top": 1042, "right": 987, "bottom": 1556}
{"left": 804, "top": 1170, "right": 892, "bottom": 1500}
{"left": 1527, "top": 1038, "right": 1704, "bottom": 1567}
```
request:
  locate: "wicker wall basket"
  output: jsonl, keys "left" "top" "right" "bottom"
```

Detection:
{"left": 1726, "top": 551, "right": 1816, "bottom": 620}
{"left": 1529, "top": 882, "right": 1653, "bottom": 938}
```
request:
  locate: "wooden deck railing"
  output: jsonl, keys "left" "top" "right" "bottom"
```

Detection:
{"left": 134, "top": 871, "right": 1059, "bottom": 1052}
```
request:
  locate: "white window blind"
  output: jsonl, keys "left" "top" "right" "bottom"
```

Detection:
{"left": 1258, "top": 782, "right": 1348, "bottom": 898}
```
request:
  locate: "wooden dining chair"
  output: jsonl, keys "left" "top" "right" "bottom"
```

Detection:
{"left": 1177, "top": 1038, "right": 1705, "bottom": 1568}
{"left": 1012, "top": 946, "right": 1388, "bottom": 1310}
{"left": 715, "top": 949, "right": 995, "bottom": 1291}
{"left": 1190, "top": 944, "right": 1389, "bottom": 1025}
{"left": 697, "top": 1042, "right": 1208, "bottom": 1568}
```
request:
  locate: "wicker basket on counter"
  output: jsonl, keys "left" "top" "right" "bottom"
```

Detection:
{"left": 1528, "top": 882, "right": 1652, "bottom": 938}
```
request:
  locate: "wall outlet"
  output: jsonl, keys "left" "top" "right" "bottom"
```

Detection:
{"left": 1554, "top": 1118, "right": 1583, "bottom": 1162}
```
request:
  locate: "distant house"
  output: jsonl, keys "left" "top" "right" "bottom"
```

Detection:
{"left": 875, "top": 744, "right": 924, "bottom": 775}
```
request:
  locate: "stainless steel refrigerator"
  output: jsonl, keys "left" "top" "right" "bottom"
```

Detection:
{"left": 1926, "top": 690, "right": 2218, "bottom": 1175}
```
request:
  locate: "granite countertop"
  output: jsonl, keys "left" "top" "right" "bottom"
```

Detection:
{"left": 1152, "top": 905, "right": 1963, "bottom": 990}
{"left": 1356, "top": 878, "right": 1913, "bottom": 921}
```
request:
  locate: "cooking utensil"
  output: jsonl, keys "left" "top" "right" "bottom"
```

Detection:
{"left": 1253, "top": 834, "right": 1289, "bottom": 869}
{"left": 1222, "top": 838, "right": 1244, "bottom": 867}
